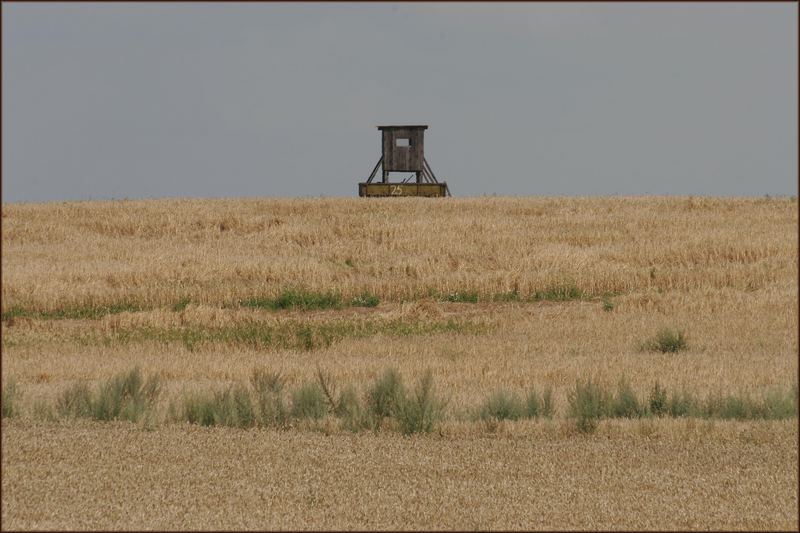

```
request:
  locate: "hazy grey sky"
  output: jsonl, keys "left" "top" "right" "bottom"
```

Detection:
{"left": 2, "top": 2, "right": 797, "bottom": 202}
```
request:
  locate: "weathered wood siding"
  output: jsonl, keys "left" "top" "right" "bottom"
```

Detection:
{"left": 381, "top": 127, "right": 425, "bottom": 172}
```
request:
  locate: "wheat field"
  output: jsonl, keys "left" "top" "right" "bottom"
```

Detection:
{"left": 1, "top": 196, "right": 798, "bottom": 530}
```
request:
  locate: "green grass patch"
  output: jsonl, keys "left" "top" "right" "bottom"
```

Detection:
{"left": 250, "top": 368, "right": 290, "bottom": 429}
{"left": 56, "top": 367, "right": 160, "bottom": 423}
{"left": 77, "top": 318, "right": 489, "bottom": 351}
{"left": 350, "top": 292, "right": 380, "bottom": 308}
{"left": 479, "top": 389, "right": 525, "bottom": 421}
{"left": 2, "top": 378, "right": 19, "bottom": 419}
{"left": 642, "top": 328, "right": 687, "bottom": 353}
{"left": 395, "top": 371, "right": 447, "bottom": 435}
{"left": 291, "top": 382, "right": 327, "bottom": 420}
{"left": 239, "top": 289, "right": 342, "bottom": 311}
{"left": 171, "top": 297, "right": 192, "bottom": 312}
{"left": 2, "top": 302, "right": 145, "bottom": 321}
{"left": 491, "top": 290, "right": 522, "bottom": 302}
{"left": 442, "top": 291, "right": 479, "bottom": 303}
{"left": 530, "top": 285, "right": 584, "bottom": 302}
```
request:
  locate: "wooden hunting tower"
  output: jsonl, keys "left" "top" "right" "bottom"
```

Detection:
{"left": 359, "top": 125, "right": 450, "bottom": 197}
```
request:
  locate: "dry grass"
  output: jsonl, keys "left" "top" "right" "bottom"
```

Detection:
{"left": 2, "top": 196, "right": 795, "bottom": 311}
{"left": 2, "top": 420, "right": 796, "bottom": 530}
{"left": 1, "top": 196, "right": 797, "bottom": 529}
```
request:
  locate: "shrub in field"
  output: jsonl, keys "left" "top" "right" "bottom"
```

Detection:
{"left": 479, "top": 389, "right": 525, "bottom": 421}
{"left": 643, "top": 328, "right": 687, "bottom": 353}
{"left": 55, "top": 369, "right": 161, "bottom": 422}
{"left": 610, "top": 379, "right": 644, "bottom": 418}
{"left": 666, "top": 388, "right": 699, "bottom": 418}
{"left": 602, "top": 297, "right": 614, "bottom": 312}
{"left": 251, "top": 368, "right": 290, "bottom": 429}
{"left": 567, "top": 379, "right": 610, "bottom": 433}
{"left": 395, "top": 371, "right": 446, "bottom": 435}
{"left": 56, "top": 382, "right": 94, "bottom": 418}
{"left": 314, "top": 368, "right": 367, "bottom": 431}
{"left": 365, "top": 368, "right": 406, "bottom": 422}
{"left": 181, "top": 392, "right": 217, "bottom": 427}
{"left": 541, "top": 386, "right": 555, "bottom": 419}
{"left": 181, "top": 383, "right": 255, "bottom": 428}
{"left": 337, "top": 385, "right": 367, "bottom": 432}
{"left": 526, "top": 386, "right": 555, "bottom": 419}
{"left": 291, "top": 382, "right": 327, "bottom": 420}
{"left": 761, "top": 386, "right": 798, "bottom": 420}
{"left": 2, "top": 378, "right": 18, "bottom": 419}
{"left": 649, "top": 381, "right": 668, "bottom": 417}
{"left": 92, "top": 367, "right": 161, "bottom": 422}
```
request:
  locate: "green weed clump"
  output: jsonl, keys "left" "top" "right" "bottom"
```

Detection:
{"left": 2, "top": 378, "right": 19, "bottom": 419}
{"left": 92, "top": 367, "right": 161, "bottom": 422}
{"left": 567, "top": 379, "right": 611, "bottom": 433}
{"left": 56, "top": 382, "right": 94, "bottom": 418}
{"left": 610, "top": 379, "right": 644, "bottom": 418}
{"left": 336, "top": 385, "right": 367, "bottom": 432}
{"left": 350, "top": 292, "right": 379, "bottom": 308}
{"left": 702, "top": 388, "right": 798, "bottom": 420}
{"left": 395, "top": 371, "right": 446, "bottom": 435}
{"left": 56, "top": 368, "right": 160, "bottom": 423}
{"left": 240, "top": 289, "right": 342, "bottom": 311}
{"left": 479, "top": 389, "right": 525, "bottom": 421}
{"left": 365, "top": 368, "right": 406, "bottom": 422}
{"left": 526, "top": 386, "right": 555, "bottom": 419}
{"left": 649, "top": 381, "right": 668, "bottom": 417}
{"left": 251, "top": 369, "right": 290, "bottom": 429}
{"left": 643, "top": 328, "right": 687, "bottom": 353}
{"left": 2, "top": 302, "right": 144, "bottom": 321}
{"left": 530, "top": 285, "right": 584, "bottom": 302}
{"left": 492, "top": 290, "right": 521, "bottom": 302}
{"left": 443, "top": 292, "right": 479, "bottom": 303}
{"left": 291, "top": 382, "right": 327, "bottom": 420}
{"left": 180, "top": 383, "right": 255, "bottom": 428}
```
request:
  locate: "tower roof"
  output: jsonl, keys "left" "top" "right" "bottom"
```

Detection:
{"left": 377, "top": 125, "right": 428, "bottom": 130}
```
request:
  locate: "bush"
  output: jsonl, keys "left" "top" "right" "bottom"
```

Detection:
{"left": 56, "top": 382, "right": 94, "bottom": 418}
{"left": 337, "top": 385, "right": 366, "bottom": 432}
{"left": 181, "top": 383, "right": 255, "bottom": 428}
{"left": 667, "top": 388, "right": 698, "bottom": 418}
{"left": 761, "top": 386, "right": 798, "bottom": 420}
{"left": 92, "top": 367, "right": 161, "bottom": 422}
{"left": 251, "top": 368, "right": 290, "bottom": 429}
{"left": 181, "top": 391, "right": 217, "bottom": 427}
{"left": 2, "top": 378, "right": 18, "bottom": 419}
{"left": 525, "top": 389, "right": 541, "bottom": 419}
{"left": 644, "top": 328, "right": 687, "bottom": 353}
{"left": 291, "top": 382, "right": 327, "bottom": 420}
{"left": 649, "top": 381, "right": 668, "bottom": 417}
{"left": 479, "top": 389, "right": 525, "bottom": 421}
{"left": 541, "top": 386, "right": 555, "bottom": 419}
{"left": 395, "top": 371, "right": 446, "bottom": 435}
{"left": 610, "top": 379, "right": 643, "bottom": 418}
{"left": 365, "top": 368, "right": 406, "bottom": 421}
{"left": 567, "top": 379, "right": 610, "bottom": 433}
